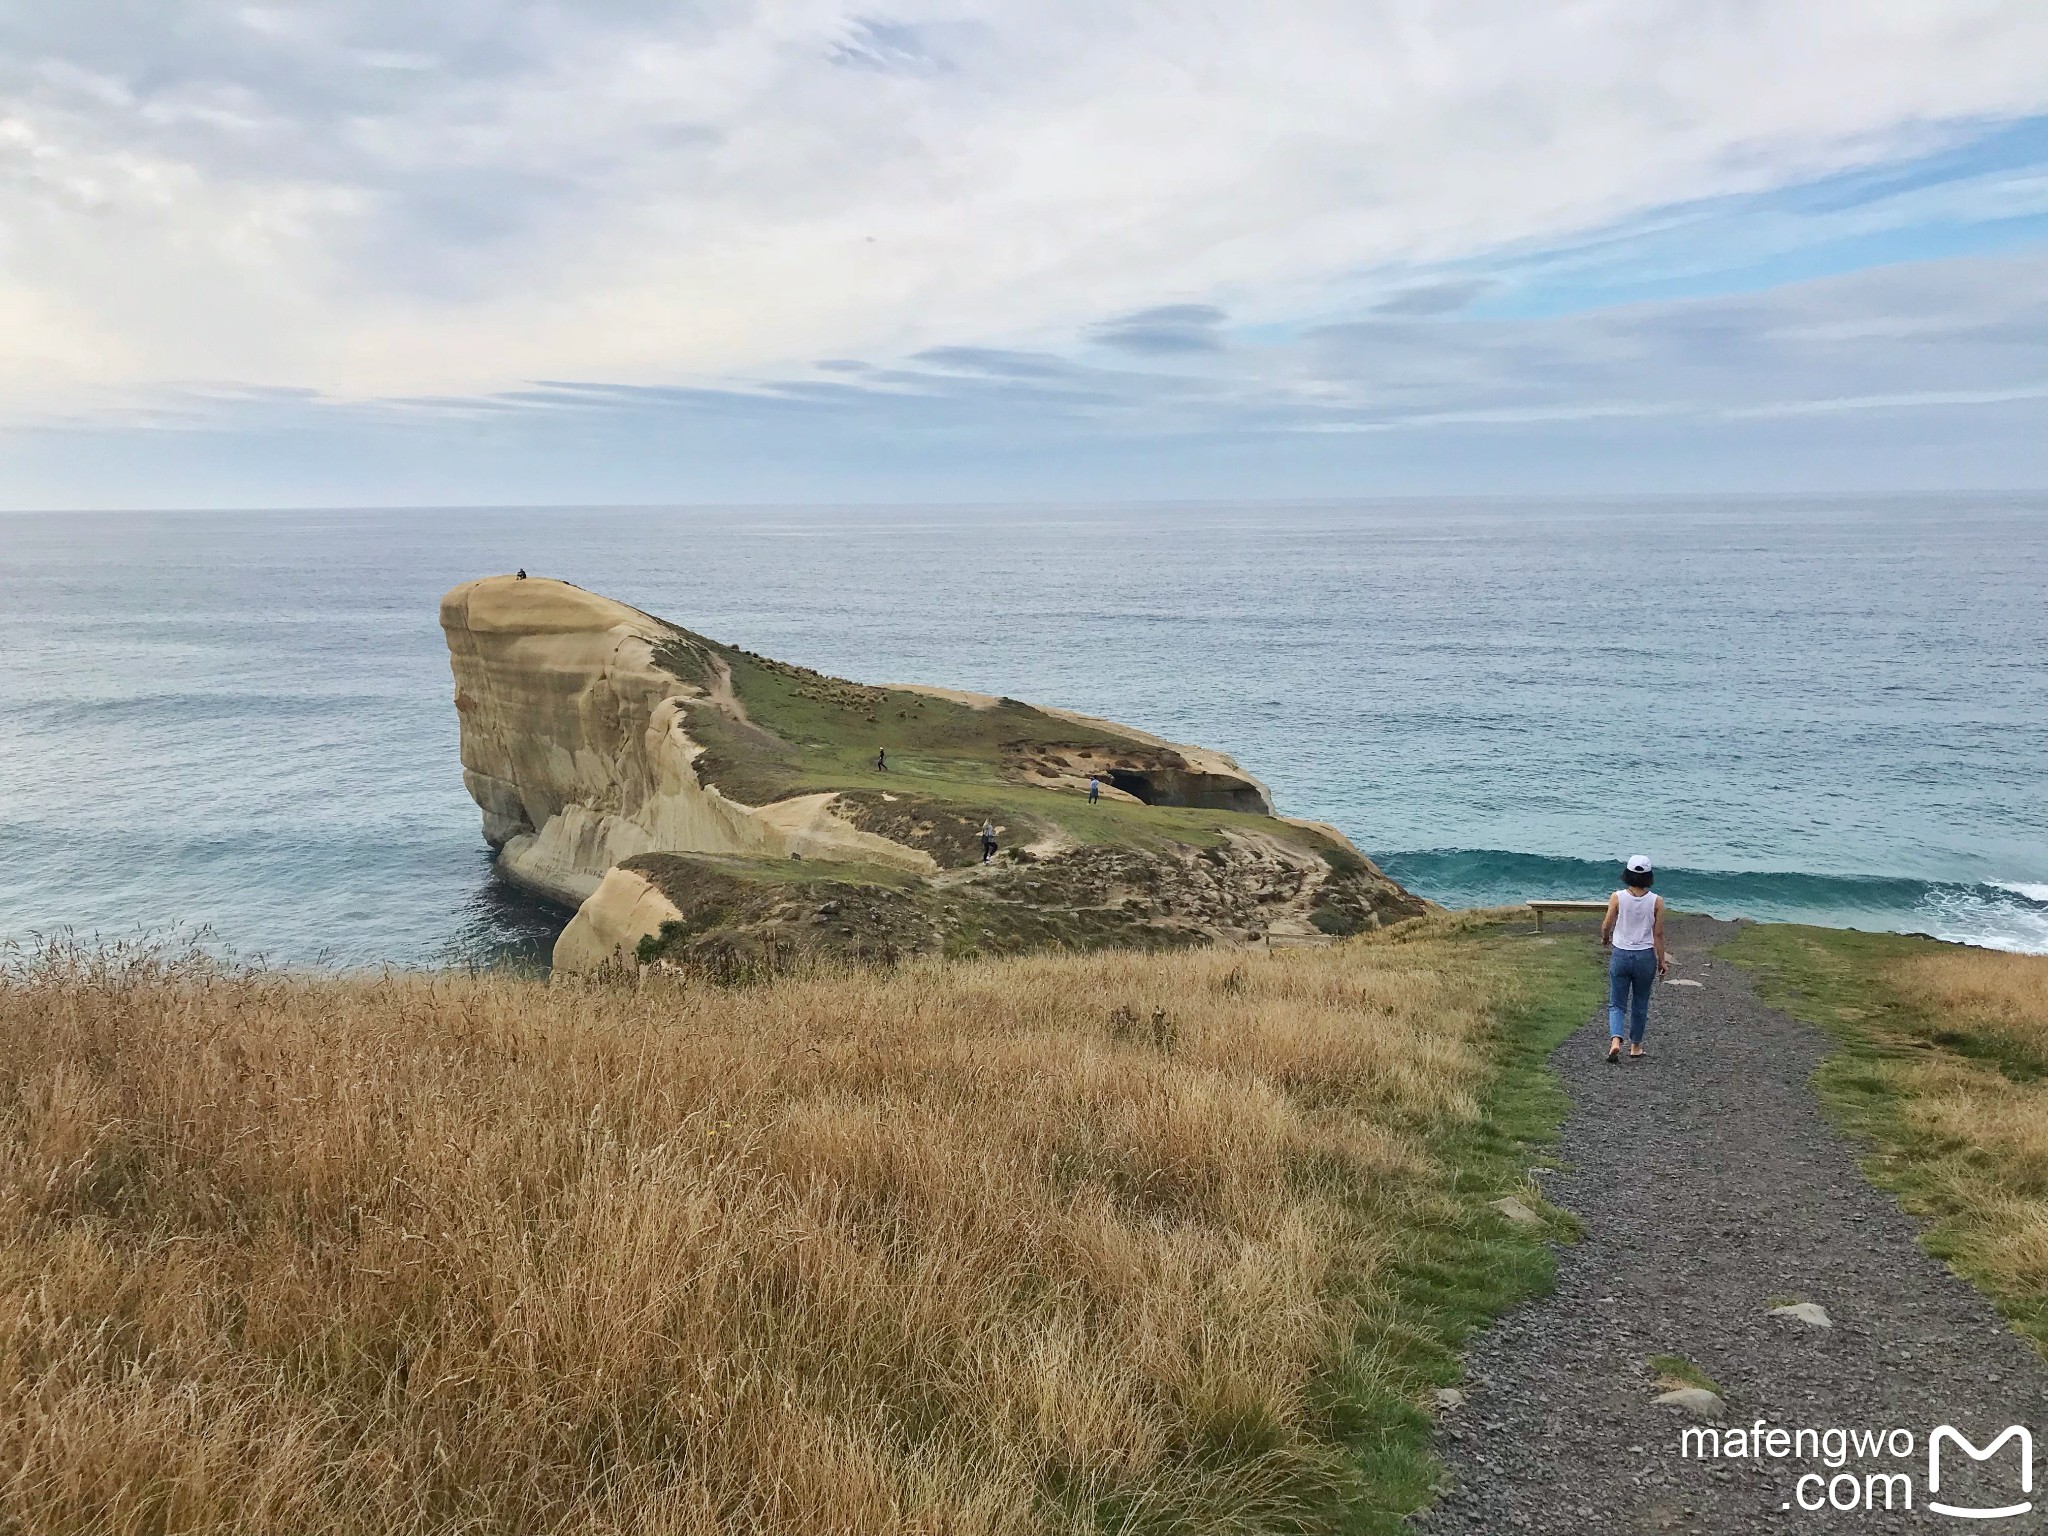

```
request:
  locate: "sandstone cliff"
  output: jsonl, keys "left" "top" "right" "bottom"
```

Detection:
{"left": 442, "top": 576, "right": 931, "bottom": 907}
{"left": 442, "top": 574, "right": 1425, "bottom": 972}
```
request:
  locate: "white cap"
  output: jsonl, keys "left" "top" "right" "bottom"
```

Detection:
{"left": 1626, "top": 854, "right": 1653, "bottom": 874}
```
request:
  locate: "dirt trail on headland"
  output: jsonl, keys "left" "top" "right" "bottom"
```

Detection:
{"left": 1417, "top": 915, "right": 2048, "bottom": 1534}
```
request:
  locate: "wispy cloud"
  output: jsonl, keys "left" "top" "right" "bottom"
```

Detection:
{"left": 11, "top": 250, "right": 2042, "bottom": 498}
{"left": 1088, "top": 305, "right": 1228, "bottom": 355}
{"left": 1370, "top": 116, "right": 2048, "bottom": 324}
{"left": 1371, "top": 280, "right": 1496, "bottom": 316}
{"left": 827, "top": 18, "right": 974, "bottom": 76}
{"left": 1, "top": 3, "right": 2046, "bottom": 503}
{"left": 5, "top": 4, "right": 2048, "bottom": 396}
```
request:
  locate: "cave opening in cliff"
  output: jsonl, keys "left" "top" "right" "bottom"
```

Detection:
{"left": 1106, "top": 769, "right": 1161, "bottom": 804}
{"left": 1105, "top": 769, "right": 1268, "bottom": 815}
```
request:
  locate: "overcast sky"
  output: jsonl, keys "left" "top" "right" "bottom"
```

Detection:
{"left": 4, "top": 2, "right": 2047, "bottom": 508}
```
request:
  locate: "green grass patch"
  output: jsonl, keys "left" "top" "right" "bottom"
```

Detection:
{"left": 637, "top": 850, "right": 924, "bottom": 891}
{"left": 1328, "top": 917, "right": 1604, "bottom": 1532}
{"left": 1648, "top": 1354, "right": 1721, "bottom": 1395}
{"left": 650, "top": 626, "right": 1353, "bottom": 865}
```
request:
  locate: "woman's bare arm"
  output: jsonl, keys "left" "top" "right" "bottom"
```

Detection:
{"left": 1653, "top": 896, "right": 1668, "bottom": 976}
{"left": 1600, "top": 892, "right": 1619, "bottom": 946}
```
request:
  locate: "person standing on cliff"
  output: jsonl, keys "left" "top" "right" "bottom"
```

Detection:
{"left": 1088, "top": 775, "right": 1100, "bottom": 804}
{"left": 980, "top": 819, "right": 998, "bottom": 863}
{"left": 1600, "top": 855, "right": 1668, "bottom": 1062}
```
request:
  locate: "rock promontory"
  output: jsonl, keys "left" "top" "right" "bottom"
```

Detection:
{"left": 442, "top": 574, "right": 1425, "bottom": 973}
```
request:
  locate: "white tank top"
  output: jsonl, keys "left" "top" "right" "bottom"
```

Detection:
{"left": 1612, "top": 889, "right": 1659, "bottom": 951}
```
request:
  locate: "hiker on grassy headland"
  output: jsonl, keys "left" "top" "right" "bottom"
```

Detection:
{"left": 876, "top": 747, "right": 887, "bottom": 772}
{"left": 1600, "top": 854, "right": 1668, "bottom": 1062}
{"left": 980, "top": 819, "right": 998, "bottom": 863}
{"left": 1088, "top": 775, "right": 1100, "bottom": 804}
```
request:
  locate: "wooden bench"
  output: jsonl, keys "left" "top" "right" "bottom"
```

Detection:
{"left": 1526, "top": 899, "right": 1608, "bottom": 932}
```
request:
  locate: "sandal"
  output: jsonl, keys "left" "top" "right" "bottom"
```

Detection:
{"left": 1629, "top": 1047, "right": 1647, "bottom": 1060}
{"left": 1606, "top": 1040, "right": 1622, "bottom": 1064}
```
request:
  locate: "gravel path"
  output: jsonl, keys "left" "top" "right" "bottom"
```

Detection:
{"left": 1415, "top": 914, "right": 2048, "bottom": 1533}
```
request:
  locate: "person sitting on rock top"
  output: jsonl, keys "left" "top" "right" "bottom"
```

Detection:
{"left": 980, "top": 819, "right": 998, "bottom": 863}
{"left": 515, "top": 568, "right": 527, "bottom": 579}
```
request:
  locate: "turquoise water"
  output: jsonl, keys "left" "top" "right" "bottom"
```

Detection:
{"left": 3, "top": 498, "right": 2044, "bottom": 965}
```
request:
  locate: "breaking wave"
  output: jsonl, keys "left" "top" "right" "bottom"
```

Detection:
{"left": 1374, "top": 850, "right": 2048, "bottom": 955}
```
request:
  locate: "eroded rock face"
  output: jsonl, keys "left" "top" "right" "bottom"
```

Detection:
{"left": 999, "top": 732, "right": 1275, "bottom": 814}
{"left": 611, "top": 835, "right": 1426, "bottom": 979}
{"left": 441, "top": 576, "right": 930, "bottom": 906}
{"left": 441, "top": 573, "right": 1425, "bottom": 973}
{"left": 553, "top": 866, "right": 684, "bottom": 974}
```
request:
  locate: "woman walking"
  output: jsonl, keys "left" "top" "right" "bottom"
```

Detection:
{"left": 1600, "top": 854, "right": 1668, "bottom": 1062}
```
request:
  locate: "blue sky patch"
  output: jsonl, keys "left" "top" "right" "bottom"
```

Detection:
{"left": 1457, "top": 115, "right": 2048, "bottom": 320}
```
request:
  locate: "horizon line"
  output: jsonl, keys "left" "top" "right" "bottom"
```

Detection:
{"left": 7, "top": 488, "right": 2048, "bottom": 518}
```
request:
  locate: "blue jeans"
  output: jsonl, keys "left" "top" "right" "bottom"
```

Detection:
{"left": 1609, "top": 948, "right": 1657, "bottom": 1042}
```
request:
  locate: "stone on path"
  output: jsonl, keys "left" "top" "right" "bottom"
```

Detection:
{"left": 1652, "top": 1387, "right": 1726, "bottom": 1419}
{"left": 1666, "top": 978, "right": 1703, "bottom": 987}
{"left": 1490, "top": 1196, "right": 1541, "bottom": 1226}
{"left": 1768, "top": 1301, "right": 1832, "bottom": 1327}
{"left": 1433, "top": 1388, "right": 1466, "bottom": 1411}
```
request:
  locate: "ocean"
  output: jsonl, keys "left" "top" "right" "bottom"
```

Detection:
{"left": 3, "top": 497, "right": 2044, "bottom": 966}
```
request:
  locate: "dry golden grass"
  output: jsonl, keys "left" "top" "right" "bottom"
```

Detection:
{"left": 1889, "top": 947, "right": 2048, "bottom": 1074}
{"left": 0, "top": 919, "right": 1513, "bottom": 1535}
{"left": 1880, "top": 947, "right": 2048, "bottom": 1311}
{"left": 1732, "top": 929, "right": 2048, "bottom": 1349}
